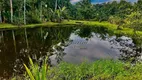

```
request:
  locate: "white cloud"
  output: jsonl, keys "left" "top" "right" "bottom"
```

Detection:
{"left": 70, "top": 0, "right": 81, "bottom": 3}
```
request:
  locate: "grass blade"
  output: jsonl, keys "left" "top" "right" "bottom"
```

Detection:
{"left": 24, "top": 64, "right": 35, "bottom": 80}
{"left": 29, "top": 57, "right": 34, "bottom": 67}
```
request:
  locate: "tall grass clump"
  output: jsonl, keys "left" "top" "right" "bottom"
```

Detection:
{"left": 23, "top": 57, "right": 49, "bottom": 80}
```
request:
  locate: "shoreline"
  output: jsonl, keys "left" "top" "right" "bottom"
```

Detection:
{"left": 0, "top": 20, "right": 142, "bottom": 37}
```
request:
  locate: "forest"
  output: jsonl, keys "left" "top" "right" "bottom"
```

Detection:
{"left": 0, "top": 0, "right": 142, "bottom": 30}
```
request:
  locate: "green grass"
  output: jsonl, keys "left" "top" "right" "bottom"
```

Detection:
{"left": 50, "top": 60, "right": 142, "bottom": 80}
{"left": 0, "top": 23, "right": 17, "bottom": 29}
{"left": 0, "top": 20, "right": 125, "bottom": 29}
{"left": 12, "top": 58, "right": 142, "bottom": 80}
{"left": 1, "top": 20, "right": 142, "bottom": 37}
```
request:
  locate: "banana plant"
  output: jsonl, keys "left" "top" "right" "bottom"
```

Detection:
{"left": 50, "top": 6, "right": 66, "bottom": 22}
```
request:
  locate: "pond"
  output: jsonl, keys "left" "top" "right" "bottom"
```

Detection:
{"left": 0, "top": 26, "right": 142, "bottom": 79}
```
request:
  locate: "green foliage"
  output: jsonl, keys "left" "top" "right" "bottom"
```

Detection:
{"left": 109, "top": 16, "right": 121, "bottom": 24}
{"left": 124, "top": 11, "right": 142, "bottom": 31}
{"left": 49, "top": 6, "right": 67, "bottom": 23}
{"left": 108, "top": 16, "right": 124, "bottom": 30}
{"left": 26, "top": 10, "right": 41, "bottom": 24}
{"left": 1, "top": 0, "right": 142, "bottom": 30}
{"left": 23, "top": 57, "right": 49, "bottom": 80}
{"left": 13, "top": 15, "right": 24, "bottom": 25}
{"left": 50, "top": 60, "right": 142, "bottom": 80}
{"left": 19, "top": 57, "right": 142, "bottom": 80}
{"left": 24, "top": 64, "right": 35, "bottom": 80}
{"left": 26, "top": 15, "right": 41, "bottom": 24}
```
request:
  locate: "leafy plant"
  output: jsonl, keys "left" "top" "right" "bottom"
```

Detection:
{"left": 24, "top": 57, "right": 49, "bottom": 80}
{"left": 50, "top": 6, "right": 66, "bottom": 22}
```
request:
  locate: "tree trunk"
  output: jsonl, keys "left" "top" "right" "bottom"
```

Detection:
{"left": 0, "top": 10, "right": 2, "bottom": 23}
{"left": 40, "top": 27, "right": 43, "bottom": 38}
{"left": 10, "top": 0, "right": 13, "bottom": 23}
{"left": 1, "top": 11, "right": 5, "bottom": 23}
{"left": 12, "top": 30, "right": 17, "bottom": 54}
{"left": 25, "top": 28, "right": 29, "bottom": 49}
{"left": 1, "top": 31, "right": 5, "bottom": 47}
{"left": 24, "top": 0, "right": 26, "bottom": 25}
{"left": 55, "top": 0, "right": 58, "bottom": 11}
{"left": 40, "top": 2, "right": 42, "bottom": 21}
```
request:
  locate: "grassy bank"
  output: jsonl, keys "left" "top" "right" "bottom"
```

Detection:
{"left": 12, "top": 58, "right": 142, "bottom": 80}
{"left": 0, "top": 20, "right": 115, "bottom": 29}
{"left": 1, "top": 20, "right": 142, "bottom": 37}
{"left": 27, "top": 20, "right": 142, "bottom": 37}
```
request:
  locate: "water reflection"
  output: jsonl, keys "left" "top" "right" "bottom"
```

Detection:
{"left": 56, "top": 33, "right": 121, "bottom": 64}
{"left": 0, "top": 27, "right": 141, "bottom": 78}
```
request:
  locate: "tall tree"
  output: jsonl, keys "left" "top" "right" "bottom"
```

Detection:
{"left": 40, "top": 1, "right": 43, "bottom": 21}
{"left": 10, "top": 0, "right": 13, "bottom": 23}
{"left": 24, "top": 0, "right": 26, "bottom": 25}
{"left": 0, "top": 11, "right": 1, "bottom": 23}
{"left": 0, "top": 1, "right": 2, "bottom": 23}
{"left": 55, "top": 0, "right": 58, "bottom": 11}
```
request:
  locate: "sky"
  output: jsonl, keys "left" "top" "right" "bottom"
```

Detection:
{"left": 70, "top": 0, "right": 138, "bottom": 4}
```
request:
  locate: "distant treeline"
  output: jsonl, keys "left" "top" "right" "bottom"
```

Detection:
{"left": 0, "top": 0, "right": 142, "bottom": 27}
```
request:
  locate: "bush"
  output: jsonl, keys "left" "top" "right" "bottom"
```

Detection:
{"left": 13, "top": 16, "right": 24, "bottom": 25}
{"left": 26, "top": 14, "right": 41, "bottom": 24}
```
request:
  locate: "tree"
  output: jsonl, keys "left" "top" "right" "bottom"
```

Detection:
{"left": 75, "top": 0, "right": 93, "bottom": 20}
{"left": 12, "top": 0, "right": 24, "bottom": 25}
{"left": 117, "top": 0, "right": 132, "bottom": 18}
{"left": 55, "top": 0, "right": 58, "bottom": 11}
{"left": 10, "top": 0, "right": 13, "bottom": 23}
{"left": 0, "top": 0, "right": 2, "bottom": 23}
{"left": 108, "top": 16, "right": 124, "bottom": 29}
{"left": 0, "top": 0, "right": 140, "bottom": 25}
{"left": 24, "top": 0, "right": 26, "bottom": 25}
{"left": 135, "top": 0, "right": 142, "bottom": 11}
{"left": 124, "top": 11, "right": 142, "bottom": 31}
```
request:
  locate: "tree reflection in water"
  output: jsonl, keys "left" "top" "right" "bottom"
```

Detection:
{"left": 0, "top": 26, "right": 142, "bottom": 78}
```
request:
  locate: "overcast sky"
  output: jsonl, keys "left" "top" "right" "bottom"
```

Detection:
{"left": 70, "top": 0, "right": 138, "bottom": 4}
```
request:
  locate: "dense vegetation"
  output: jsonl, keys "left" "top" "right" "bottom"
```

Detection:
{"left": 12, "top": 57, "right": 142, "bottom": 80}
{"left": 0, "top": 0, "right": 142, "bottom": 30}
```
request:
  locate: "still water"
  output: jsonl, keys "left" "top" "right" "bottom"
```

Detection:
{"left": 0, "top": 26, "right": 141, "bottom": 78}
